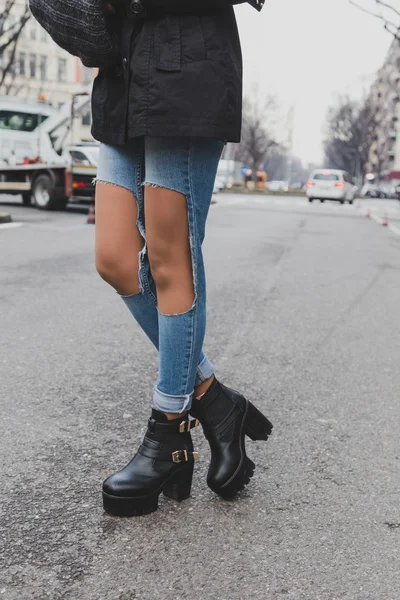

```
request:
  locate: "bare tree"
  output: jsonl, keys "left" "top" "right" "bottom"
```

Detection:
{"left": 238, "top": 93, "right": 280, "bottom": 177}
{"left": 0, "top": 0, "right": 31, "bottom": 91}
{"left": 348, "top": 0, "right": 400, "bottom": 40}
{"left": 324, "top": 95, "right": 377, "bottom": 181}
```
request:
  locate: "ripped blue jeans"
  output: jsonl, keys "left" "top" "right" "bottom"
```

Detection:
{"left": 96, "top": 137, "right": 224, "bottom": 413}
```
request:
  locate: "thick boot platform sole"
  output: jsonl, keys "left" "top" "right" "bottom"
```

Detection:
{"left": 103, "top": 491, "right": 159, "bottom": 517}
{"left": 103, "top": 463, "right": 194, "bottom": 517}
{"left": 209, "top": 457, "right": 256, "bottom": 500}
{"left": 244, "top": 401, "right": 273, "bottom": 441}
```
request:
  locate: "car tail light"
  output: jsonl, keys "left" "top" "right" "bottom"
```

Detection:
{"left": 335, "top": 182, "right": 345, "bottom": 188}
{"left": 73, "top": 181, "right": 88, "bottom": 189}
{"left": 307, "top": 181, "right": 315, "bottom": 187}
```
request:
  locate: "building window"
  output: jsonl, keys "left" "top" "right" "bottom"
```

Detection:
{"left": 19, "top": 53, "right": 26, "bottom": 76}
{"left": 81, "top": 106, "right": 92, "bottom": 126}
{"left": 7, "top": 52, "right": 16, "bottom": 76}
{"left": 57, "top": 58, "right": 67, "bottom": 82}
{"left": 30, "top": 54, "right": 36, "bottom": 79}
{"left": 40, "top": 26, "right": 47, "bottom": 42}
{"left": 30, "top": 23, "right": 37, "bottom": 40}
{"left": 39, "top": 56, "right": 47, "bottom": 80}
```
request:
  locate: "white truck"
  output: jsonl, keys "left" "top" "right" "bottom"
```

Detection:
{"left": 0, "top": 93, "right": 97, "bottom": 210}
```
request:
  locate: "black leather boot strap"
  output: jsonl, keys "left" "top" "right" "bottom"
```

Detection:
{"left": 139, "top": 442, "right": 199, "bottom": 463}
{"left": 147, "top": 417, "right": 200, "bottom": 434}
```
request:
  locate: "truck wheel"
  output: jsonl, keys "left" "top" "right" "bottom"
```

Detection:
{"left": 22, "top": 192, "right": 32, "bottom": 206}
{"left": 32, "top": 174, "right": 67, "bottom": 211}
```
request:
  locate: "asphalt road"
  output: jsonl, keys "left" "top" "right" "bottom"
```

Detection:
{"left": 1, "top": 194, "right": 399, "bottom": 600}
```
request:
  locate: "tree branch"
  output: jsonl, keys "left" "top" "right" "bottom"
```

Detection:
{"left": 348, "top": 0, "right": 400, "bottom": 39}
{"left": 376, "top": 0, "right": 400, "bottom": 19}
{"left": 348, "top": 0, "right": 384, "bottom": 20}
{"left": 0, "top": 1, "right": 31, "bottom": 89}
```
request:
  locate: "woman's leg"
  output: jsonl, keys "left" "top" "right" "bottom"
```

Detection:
{"left": 96, "top": 141, "right": 201, "bottom": 517}
{"left": 143, "top": 137, "right": 224, "bottom": 417}
{"left": 95, "top": 140, "right": 143, "bottom": 295}
{"left": 95, "top": 142, "right": 214, "bottom": 391}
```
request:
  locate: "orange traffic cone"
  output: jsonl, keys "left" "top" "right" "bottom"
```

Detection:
{"left": 87, "top": 202, "right": 95, "bottom": 225}
{"left": 382, "top": 213, "right": 388, "bottom": 227}
{"left": 366, "top": 208, "right": 371, "bottom": 218}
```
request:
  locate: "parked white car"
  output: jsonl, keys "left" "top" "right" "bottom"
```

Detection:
{"left": 61, "top": 143, "right": 99, "bottom": 168}
{"left": 306, "top": 169, "right": 357, "bottom": 204}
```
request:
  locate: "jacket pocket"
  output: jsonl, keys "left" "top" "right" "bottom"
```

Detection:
{"left": 155, "top": 15, "right": 207, "bottom": 72}
{"left": 180, "top": 16, "right": 207, "bottom": 63}
{"left": 156, "top": 16, "right": 182, "bottom": 71}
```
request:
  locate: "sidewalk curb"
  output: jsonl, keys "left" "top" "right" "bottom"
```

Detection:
{"left": 0, "top": 213, "right": 12, "bottom": 224}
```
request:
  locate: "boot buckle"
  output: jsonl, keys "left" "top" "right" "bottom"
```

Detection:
{"left": 172, "top": 449, "right": 188, "bottom": 463}
{"left": 179, "top": 418, "right": 200, "bottom": 433}
{"left": 172, "top": 450, "right": 200, "bottom": 463}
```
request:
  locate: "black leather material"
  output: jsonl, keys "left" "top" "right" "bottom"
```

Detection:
{"left": 103, "top": 410, "right": 195, "bottom": 500}
{"left": 191, "top": 379, "right": 249, "bottom": 494}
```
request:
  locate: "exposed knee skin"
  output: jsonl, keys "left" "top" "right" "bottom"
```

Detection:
{"left": 145, "top": 186, "right": 195, "bottom": 314}
{"left": 96, "top": 254, "right": 141, "bottom": 296}
{"left": 95, "top": 182, "right": 143, "bottom": 296}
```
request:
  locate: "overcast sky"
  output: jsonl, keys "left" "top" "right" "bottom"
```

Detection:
{"left": 235, "top": 0, "right": 393, "bottom": 164}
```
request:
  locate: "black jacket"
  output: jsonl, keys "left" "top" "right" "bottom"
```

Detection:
{"left": 91, "top": 0, "right": 263, "bottom": 145}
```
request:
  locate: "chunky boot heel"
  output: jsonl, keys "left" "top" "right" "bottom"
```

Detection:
{"left": 244, "top": 401, "right": 273, "bottom": 441}
{"left": 163, "top": 461, "right": 194, "bottom": 502}
{"left": 218, "top": 456, "right": 256, "bottom": 500}
{"left": 102, "top": 410, "right": 200, "bottom": 517}
{"left": 191, "top": 378, "right": 273, "bottom": 498}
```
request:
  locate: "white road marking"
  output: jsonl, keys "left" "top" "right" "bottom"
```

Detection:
{"left": 389, "top": 224, "right": 400, "bottom": 236}
{"left": 370, "top": 212, "right": 385, "bottom": 226}
{"left": 0, "top": 222, "right": 23, "bottom": 230}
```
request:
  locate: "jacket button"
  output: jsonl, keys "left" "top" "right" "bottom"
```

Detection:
{"left": 129, "top": 0, "right": 144, "bottom": 14}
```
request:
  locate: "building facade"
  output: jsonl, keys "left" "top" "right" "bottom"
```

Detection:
{"left": 0, "top": 0, "right": 95, "bottom": 139}
{"left": 366, "top": 39, "right": 400, "bottom": 182}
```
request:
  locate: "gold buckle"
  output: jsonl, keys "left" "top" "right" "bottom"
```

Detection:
{"left": 172, "top": 450, "right": 199, "bottom": 463}
{"left": 172, "top": 450, "right": 188, "bottom": 464}
{"left": 179, "top": 418, "right": 200, "bottom": 433}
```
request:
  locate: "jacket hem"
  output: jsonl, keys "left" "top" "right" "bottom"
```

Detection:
{"left": 91, "top": 123, "right": 241, "bottom": 145}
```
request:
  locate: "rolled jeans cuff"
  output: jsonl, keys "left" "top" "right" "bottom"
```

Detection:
{"left": 153, "top": 387, "right": 193, "bottom": 414}
{"left": 195, "top": 355, "right": 214, "bottom": 388}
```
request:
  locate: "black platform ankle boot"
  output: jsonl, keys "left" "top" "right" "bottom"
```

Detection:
{"left": 102, "top": 410, "right": 200, "bottom": 517}
{"left": 190, "top": 378, "right": 273, "bottom": 499}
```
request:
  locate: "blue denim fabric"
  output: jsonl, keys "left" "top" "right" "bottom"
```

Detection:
{"left": 96, "top": 137, "right": 224, "bottom": 413}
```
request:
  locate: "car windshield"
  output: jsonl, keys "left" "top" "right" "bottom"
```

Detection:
{"left": 313, "top": 173, "right": 339, "bottom": 181}
{"left": 0, "top": 110, "right": 49, "bottom": 132}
